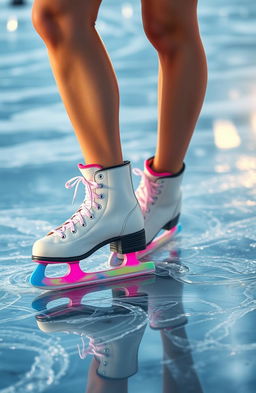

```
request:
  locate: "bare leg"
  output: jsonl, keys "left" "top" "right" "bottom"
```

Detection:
{"left": 161, "top": 329, "right": 203, "bottom": 393}
{"left": 141, "top": 0, "right": 208, "bottom": 173}
{"left": 86, "top": 358, "right": 128, "bottom": 393}
{"left": 32, "top": 0, "right": 123, "bottom": 167}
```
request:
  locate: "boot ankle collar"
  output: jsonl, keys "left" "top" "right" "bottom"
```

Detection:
{"left": 99, "top": 160, "right": 130, "bottom": 172}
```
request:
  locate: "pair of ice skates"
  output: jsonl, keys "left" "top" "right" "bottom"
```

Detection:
{"left": 30, "top": 157, "right": 185, "bottom": 290}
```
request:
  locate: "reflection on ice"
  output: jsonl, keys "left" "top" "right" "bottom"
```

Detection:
{"left": 32, "top": 276, "right": 191, "bottom": 384}
{"left": 31, "top": 271, "right": 256, "bottom": 392}
{"left": 0, "top": 0, "right": 256, "bottom": 391}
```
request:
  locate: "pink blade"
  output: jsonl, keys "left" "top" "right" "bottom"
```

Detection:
{"left": 31, "top": 254, "right": 155, "bottom": 290}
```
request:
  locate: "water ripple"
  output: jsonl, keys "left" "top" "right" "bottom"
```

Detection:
{"left": 0, "top": 328, "right": 69, "bottom": 393}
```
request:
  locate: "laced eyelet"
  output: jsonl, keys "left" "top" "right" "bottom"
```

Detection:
{"left": 157, "top": 190, "right": 162, "bottom": 195}
{"left": 72, "top": 229, "right": 77, "bottom": 234}
{"left": 97, "top": 204, "right": 102, "bottom": 210}
{"left": 98, "top": 184, "right": 103, "bottom": 189}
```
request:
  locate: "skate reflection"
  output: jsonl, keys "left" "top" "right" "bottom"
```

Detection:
{"left": 32, "top": 252, "right": 203, "bottom": 393}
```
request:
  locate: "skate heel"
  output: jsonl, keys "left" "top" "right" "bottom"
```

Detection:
{"left": 110, "top": 229, "right": 146, "bottom": 254}
{"left": 162, "top": 214, "right": 180, "bottom": 230}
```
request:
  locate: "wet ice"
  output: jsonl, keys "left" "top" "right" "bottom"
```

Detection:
{"left": 0, "top": 0, "right": 256, "bottom": 392}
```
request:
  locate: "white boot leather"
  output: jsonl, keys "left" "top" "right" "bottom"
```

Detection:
{"left": 32, "top": 161, "right": 145, "bottom": 261}
{"left": 134, "top": 157, "right": 185, "bottom": 245}
{"left": 93, "top": 320, "right": 146, "bottom": 379}
{"left": 36, "top": 303, "right": 146, "bottom": 379}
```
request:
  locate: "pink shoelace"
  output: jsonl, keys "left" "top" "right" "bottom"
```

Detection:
{"left": 133, "top": 168, "right": 161, "bottom": 215}
{"left": 78, "top": 336, "right": 95, "bottom": 360}
{"left": 52, "top": 176, "right": 101, "bottom": 238}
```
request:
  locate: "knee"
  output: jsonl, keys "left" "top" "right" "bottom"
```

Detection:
{"left": 31, "top": 0, "right": 97, "bottom": 48}
{"left": 31, "top": 0, "right": 63, "bottom": 47}
{"left": 142, "top": 1, "right": 199, "bottom": 56}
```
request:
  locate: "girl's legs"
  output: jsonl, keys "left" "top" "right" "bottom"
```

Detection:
{"left": 32, "top": 0, "right": 123, "bottom": 168}
{"left": 141, "top": 0, "right": 207, "bottom": 174}
{"left": 31, "top": 0, "right": 206, "bottom": 172}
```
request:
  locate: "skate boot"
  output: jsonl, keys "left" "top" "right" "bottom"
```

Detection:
{"left": 30, "top": 161, "right": 155, "bottom": 290}
{"left": 109, "top": 157, "right": 184, "bottom": 264}
{"left": 134, "top": 156, "right": 184, "bottom": 249}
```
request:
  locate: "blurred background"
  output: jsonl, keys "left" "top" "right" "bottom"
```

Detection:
{"left": 0, "top": 0, "right": 256, "bottom": 393}
{"left": 1, "top": 0, "right": 256, "bottom": 180}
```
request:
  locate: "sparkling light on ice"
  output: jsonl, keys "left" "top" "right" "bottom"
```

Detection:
{"left": 0, "top": 0, "right": 255, "bottom": 392}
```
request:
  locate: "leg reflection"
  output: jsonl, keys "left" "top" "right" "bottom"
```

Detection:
{"left": 86, "top": 358, "right": 128, "bottom": 393}
{"left": 32, "top": 250, "right": 203, "bottom": 392}
{"left": 161, "top": 327, "right": 203, "bottom": 393}
{"left": 145, "top": 252, "right": 204, "bottom": 393}
{"left": 33, "top": 277, "right": 149, "bottom": 393}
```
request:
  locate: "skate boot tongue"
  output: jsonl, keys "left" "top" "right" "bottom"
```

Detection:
{"left": 144, "top": 157, "right": 172, "bottom": 181}
{"left": 78, "top": 163, "right": 103, "bottom": 181}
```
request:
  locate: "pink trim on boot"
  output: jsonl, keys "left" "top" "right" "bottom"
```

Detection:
{"left": 145, "top": 158, "right": 172, "bottom": 177}
{"left": 78, "top": 163, "right": 103, "bottom": 169}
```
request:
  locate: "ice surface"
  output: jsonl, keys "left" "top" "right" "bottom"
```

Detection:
{"left": 0, "top": 0, "right": 255, "bottom": 392}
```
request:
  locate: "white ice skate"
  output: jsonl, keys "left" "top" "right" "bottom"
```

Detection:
{"left": 109, "top": 157, "right": 184, "bottom": 266}
{"left": 30, "top": 161, "right": 155, "bottom": 290}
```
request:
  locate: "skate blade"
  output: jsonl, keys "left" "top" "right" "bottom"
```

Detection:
{"left": 32, "top": 275, "right": 156, "bottom": 312}
{"left": 30, "top": 257, "right": 155, "bottom": 291}
{"left": 138, "top": 223, "right": 181, "bottom": 259}
{"left": 109, "top": 224, "right": 181, "bottom": 266}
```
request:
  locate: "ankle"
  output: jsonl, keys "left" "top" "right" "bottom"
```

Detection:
{"left": 151, "top": 158, "right": 183, "bottom": 176}
{"left": 83, "top": 157, "right": 124, "bottom": 169}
